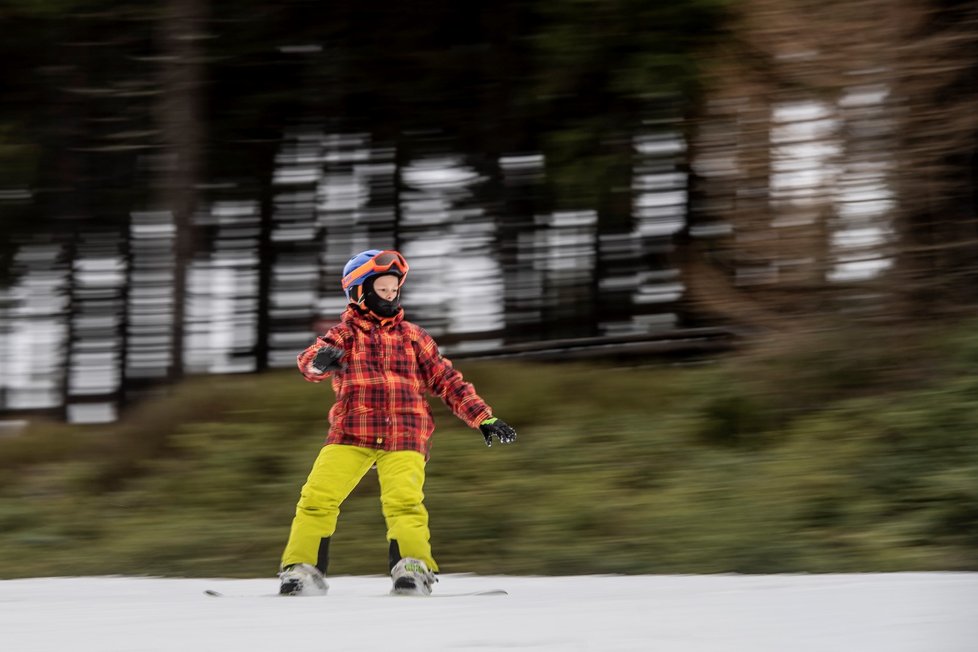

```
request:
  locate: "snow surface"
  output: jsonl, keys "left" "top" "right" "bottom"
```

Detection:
{"left": 1, "top": 573, "right": 975, "bottom": 651}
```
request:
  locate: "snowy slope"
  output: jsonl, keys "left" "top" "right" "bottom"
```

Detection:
{"left": 1, "top": 573, "right": 975, "bottom": 652}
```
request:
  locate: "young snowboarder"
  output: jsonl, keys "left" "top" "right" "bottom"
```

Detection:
{"left": 278, "top": 249, "right": 517, "bottom": 596}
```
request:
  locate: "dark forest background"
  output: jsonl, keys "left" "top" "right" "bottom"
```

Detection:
{"left": 0, "top": 0, "right": 976, "bottom": 423}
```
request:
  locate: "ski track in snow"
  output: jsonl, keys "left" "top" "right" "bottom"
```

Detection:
{"left": 1, "top": 573, "right": 975, "bottom": 651}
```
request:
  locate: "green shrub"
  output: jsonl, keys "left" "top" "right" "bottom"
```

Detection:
{"left": 1, "top": 321, "right": 978, "bottom": 578}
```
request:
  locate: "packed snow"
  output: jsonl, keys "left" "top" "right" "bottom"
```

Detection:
{"left": 1, "top": 573, "right": 975, "bottom": 651}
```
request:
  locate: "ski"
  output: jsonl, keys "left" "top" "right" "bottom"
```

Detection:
{"left": 204, "top": 588, "right": 507, "bottom": 598}
{"left": 204, "top": 589, "right": 283, "bottom": 598}
{"left": 389, "top": 589, "right": 508, "bottom": 598}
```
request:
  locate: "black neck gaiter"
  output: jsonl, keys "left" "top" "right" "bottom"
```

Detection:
{"left": 364, "top": 292, "right": 400, "bottom": 318}
{"left": 362, "top": 275, "right": 401, "bottom": 318}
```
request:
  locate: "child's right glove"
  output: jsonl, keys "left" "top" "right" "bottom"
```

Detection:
{"left": 479, "top": 417, "right": 517, "bottom": 447}
{"left": 311, "top": 345, "right": 345, "bottom": 373}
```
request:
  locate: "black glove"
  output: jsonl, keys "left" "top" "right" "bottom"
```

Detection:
{"left": 311, "top": 345, "right": 345, "bottom": 373}
{"left": 479, "top": 417, "right": 517, "bottom": 447}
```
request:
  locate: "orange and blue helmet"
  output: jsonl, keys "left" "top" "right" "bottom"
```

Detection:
{"left": 341, "top": 249, "right": 410, "bottom": 304}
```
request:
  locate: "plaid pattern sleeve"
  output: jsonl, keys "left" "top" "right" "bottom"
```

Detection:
{"left": 410, "top": 325, "right": 493, "bottom": 429}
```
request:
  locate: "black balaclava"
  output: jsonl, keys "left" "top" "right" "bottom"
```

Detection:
{"left": 362, "top": 273, "right": 401, "bottom": 318}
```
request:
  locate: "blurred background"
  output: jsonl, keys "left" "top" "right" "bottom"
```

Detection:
{"left": 0, "top": 0, "right": 976, "bottom": 578}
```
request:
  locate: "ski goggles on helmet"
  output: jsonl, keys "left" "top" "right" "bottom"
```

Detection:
{"left": 341, "top": 250, "right": 409, "bottom": 292}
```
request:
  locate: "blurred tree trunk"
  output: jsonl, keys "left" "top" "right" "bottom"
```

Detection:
{"left": 890, "top": 0, "right": 978, "bottom": 316}
{"left": 153, "top": 0, "right": 206, "bottom": 381}
{"left": 685, "top": 0, "right": 978, "bottom": 329}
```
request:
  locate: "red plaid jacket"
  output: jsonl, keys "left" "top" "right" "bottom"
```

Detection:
{"left": 297, "top": 306, "right": 493, "bottom": 456}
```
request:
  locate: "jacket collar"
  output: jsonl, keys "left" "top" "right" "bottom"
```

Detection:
{"left": 342, "top": 304, "right": 404, "bottom": 331}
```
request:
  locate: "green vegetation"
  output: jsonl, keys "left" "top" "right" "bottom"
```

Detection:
{"left": 1, "top": 321, "right": 977, "bottom": 578}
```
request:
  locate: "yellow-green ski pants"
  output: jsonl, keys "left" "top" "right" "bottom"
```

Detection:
{"left": 280, "top": 444, "right": 438, "bottom": 573}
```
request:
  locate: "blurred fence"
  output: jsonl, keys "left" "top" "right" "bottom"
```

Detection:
{"left": 0, "top": 130, "right": 699, "bottom": 423}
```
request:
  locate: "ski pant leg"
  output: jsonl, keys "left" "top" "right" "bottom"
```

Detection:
{"left": 375, "top": 450, "right": 439, "bottom": 573}
{"left": 280, "top": 444, "right": 375, "bottom": 572}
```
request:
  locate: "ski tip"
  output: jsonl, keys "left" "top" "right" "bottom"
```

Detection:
{"left": 420, "top": 589, "right": 508, "bottom": 598}
{"left": 204, "top": 589, "right": 223, "bottom": 597}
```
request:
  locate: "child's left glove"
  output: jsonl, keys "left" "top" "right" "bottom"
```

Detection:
{"left": 479, "top": 417, "right": 517, "bottom": 447}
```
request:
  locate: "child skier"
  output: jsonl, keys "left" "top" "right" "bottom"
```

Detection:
{"left": 279, "top": 249, "right": 517, "bottom": 596}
